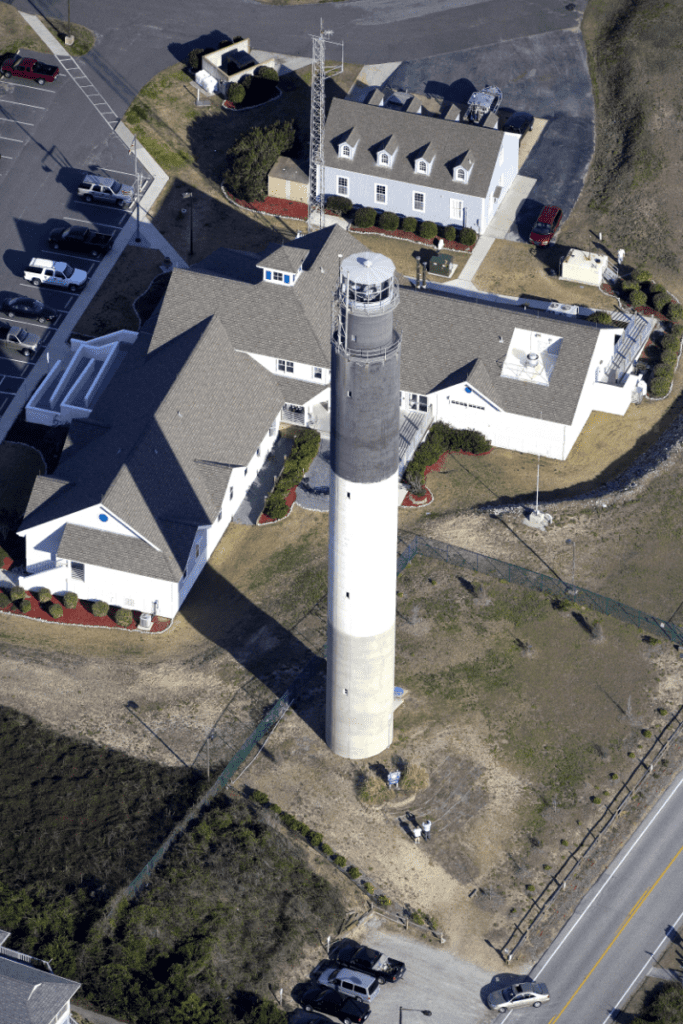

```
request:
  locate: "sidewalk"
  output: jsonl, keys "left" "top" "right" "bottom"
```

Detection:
{"left": 233, "top": 436, "right": 293, "bottom": 525}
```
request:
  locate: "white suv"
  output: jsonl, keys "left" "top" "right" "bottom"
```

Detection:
{"left": 316, "top": 967, "right": 380, "bottom": 1003}
{"left": 77, "top": 173, "right": 134, "bottom": 207}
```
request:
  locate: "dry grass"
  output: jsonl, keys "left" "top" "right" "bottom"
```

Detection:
{"left": 73, "top": 246, "right": 168, "bottom": 336}
{"left": 0, "top": 3, "right": 49, "bottom": 52}
{"left": 474, "top": 238, "right": 619, "bottom": 308}
{"left": 350, "top": 230, "right": 471, "bottom": 282}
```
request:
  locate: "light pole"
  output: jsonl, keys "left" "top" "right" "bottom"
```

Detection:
{"left": 183, "top": 191, "right": 194, "bottom": 257}
{"left": 128, "top": 135, "right": 141, "bottom": 243}
{"left": 400, "top": 1008, "right": 432, "bottom": 1024}
{"left": 67, "top": 0, "right": 71, "bottom": 39}
{"left": 566, "top": 537, "right": 576, "bottom": 594}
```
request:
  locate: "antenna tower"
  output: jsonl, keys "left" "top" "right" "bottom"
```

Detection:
{"left": 308, "top": 20, "right": 343, "bottom": 233}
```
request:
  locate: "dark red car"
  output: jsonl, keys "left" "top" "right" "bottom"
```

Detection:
{"left": 1, "top": 54, "right": 60, "bottom": 85}
{"left": 530, "top": 205, "right": 562, "bottom": 246}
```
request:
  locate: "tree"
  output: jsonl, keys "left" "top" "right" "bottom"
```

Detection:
{"left": 243, "top": 999, "right": 288, "bottom": 1024}
{"left": 633, "top": 982, "right": 683, "bottom": 1024}
{"left": 168, "top": 993, "right": 218, "bottom": 1024}
{"left": 223, "top": 120, "right": 295, "bottom": 202}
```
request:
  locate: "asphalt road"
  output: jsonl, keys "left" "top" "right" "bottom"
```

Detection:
{"left": 493, "top": 768, "right": 683, "bottom": 1024}
{"left": 14, "top": 0, "right": 586, "bottom": 115}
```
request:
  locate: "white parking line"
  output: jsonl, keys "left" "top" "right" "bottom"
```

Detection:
{"left": 99, "top": 166, "right": 138, "bottom": 182}
{"left": 0, "top": 82, "right": 57, "bottom": 94}
{"left": 0, "top": 134, "right": 25, "bottom": 143}
{"left": 0, "top": 116, "right": 34, "bottom": 125}
{"left": 0, "top": 98, "right": 46, "bottom": 109}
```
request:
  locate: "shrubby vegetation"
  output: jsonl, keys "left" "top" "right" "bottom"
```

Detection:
{"left": 632, "top": 983, "right": 683, "bottom": 1024}
{"left": 419, "top": 220, "right": 438, "bottom": 240}
{"left": 263, "top": 428, "right": 320, "bottom": 520}
{"left": 354, "top": 207, "right": 377, "bottom": 228}
{"left": 63, "top": 591, "right": 79, "bottom": 609}
{"left": 405, "top": 421, "right": 491, "bottom": 494}
{"left": 224, "top": 121, "right": 295, "bottom": 202}
{"left": 326, "top": 196, "right": 353, "bottom": 215}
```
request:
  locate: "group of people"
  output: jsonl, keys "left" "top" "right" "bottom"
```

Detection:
{"left": 411, "top": 819, "right": 431, "bottom": 843}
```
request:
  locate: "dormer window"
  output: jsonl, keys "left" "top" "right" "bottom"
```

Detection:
{"left": 417, "top": 159, "right": 429, "bottom": 174}
{"left": 341, "top": 144, "right": 352, "bottom": 159}
{"left": 456, "top": 168, "right": 467, "bottom": 181}
{"left": 380, "top": 152, "right": 390, "bottom": 165}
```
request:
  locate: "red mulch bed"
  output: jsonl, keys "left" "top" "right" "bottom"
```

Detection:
{"left": 224, "top": 191, "right": 309, "bottom": 220}
{"left": 402, "top": 487, "right": 434, "bottom": 509}
{"left": 401, "top": 448, "right": 491, "bottom": 508}
{"left": 351, "top": 224, "right": 475, "bottom": 252}
{"left": 0, "top": 589, "right": 171, "bottom": 631}
{"left": 258, "top": 486, "right": 297, "bottom": 525}
{"left": 2, "top": 555, "right": 12, "bottom": 571}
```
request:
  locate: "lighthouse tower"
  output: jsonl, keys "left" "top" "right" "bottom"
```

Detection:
{"left": 326, "top": 253, "right": 401, "bottom": 759}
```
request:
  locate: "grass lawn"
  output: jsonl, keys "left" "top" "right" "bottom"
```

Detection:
{"left": 0, "top": 2, "right": 49, "bottom": 52}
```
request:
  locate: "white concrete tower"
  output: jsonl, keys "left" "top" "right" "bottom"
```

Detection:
{"left": 326, "top": 253, "right": 401, "bottom": 759}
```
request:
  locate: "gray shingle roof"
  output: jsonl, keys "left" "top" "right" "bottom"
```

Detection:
{"left": 326, "top": 96, "right": 505, "bottom": 198}
{"left": 57, "top": 524, "right": 179, "bottom": 582}
{"left": 0, "top": 957, "right": 80, "bottom": 1024}
{"left": 268, "top": 156, "right": 308, "bottom": 184}
{"left": 257, "top": 245, "right": 307, "bottom": 273}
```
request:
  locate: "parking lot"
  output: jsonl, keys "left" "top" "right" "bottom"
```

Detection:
{"left": 292, "top": 925, "right": 496, "bottom": 1024}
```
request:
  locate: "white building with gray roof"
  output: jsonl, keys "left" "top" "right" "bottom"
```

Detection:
{"left": 0, "top": 931, "right": 80, "bottom": 1024}
{"left": 324, "top": 95, "right": 519, "bottom": 232}
{"left": 18, "top": 225, "right": 648, "bottom": 620}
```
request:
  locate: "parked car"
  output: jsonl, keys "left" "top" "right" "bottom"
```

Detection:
{"left": 298, "top": 984, "right": 370, "bottom": 1024}
{"left": 1, "top": 54, "right": 60, "bottom": 84}
{"left": 24, "top": 258, "right": 88, "bottom": 291}
{"left": 503, "top": 111, "right": 534, "bottom": 139}
{"left": 316, "top": 967, "right": 380, "bottom": 1003}
{"left": 529, "top": 205, "right": 563, "bottom": 246}
{"left": 487, "top": 981, "right": 550, "bottom": 1012}
{"left": 77, "top": 174, "right": 134, "bottom": 208}
{"left": 0, "top": 323, "right": 40, "bottom": 356}
{"left": 330, "top": 942, "right": 406, "bottom": 983}
{"left": 1, "top": 295, "right": 57, "bottom": 324}
{"left": 48, "top": 225, "right": 114, "bottom": 256}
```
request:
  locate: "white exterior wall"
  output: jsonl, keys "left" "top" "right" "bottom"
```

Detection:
{"left": 245, "top": 350, "right": 331, "bottom": 386}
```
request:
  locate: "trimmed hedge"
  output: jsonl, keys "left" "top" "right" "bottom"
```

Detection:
{"left": 443, "top": 225, "right": 457, "bottom": 241}
{"left": 652, "top": 291, "right": 671, "bottom": 312}
{"left": 19, "top": 599, "right": 31, "bottom": 614}
{"left": 48, "top": 603, "right": 63, "bottom": 619}
{"left": 63, "top": 592, "right": 79, "bottom": 609}
{"left": 667, "top": 302, "right": 683, "bottom": 322}
{"left": 587, "top": 311, "right": 613, "bottom": 325}
{"left": 36, "top": 587, "right": 52, "bottom": 604}
{"left": 419, "top": 220, "right": 438, "bottom": 240}
{"left": 629, "top": 288, "right": 648, "bottom": 308}
{"left": 263, "top": 428, "right": 321, "bottom": 520}
{"left": 187, "top": 47, "right": 207, "bottom": 71}
{"left": 0, "top": 592, "right": 10, "bottom": 610}
{"left": 354, "top": 207, "right": 377, "bottom": 228}
{"left": 115, "top": 608, "right": 133, "bottom": 627}
{"left": 256, "top": 66, "right": 279, "bottom": 82}
{"left": 630, "top": 266, "right": 652, "bottom": 284}
{"left": 405, "top": 421, "right": 491, "bottom": 493}
{"left": 378, "top": 211, "right": 400, "bottom": 231}
{"left": 459, "top": 227, "right": 478, "bottom": 246}
{"left": 227, "top": 82, "right": 246, "bottom": 105}
{"left": 92, "top": 600, "right": 109, "bottom": 618}
{"left": 402, "top": 216, "right": 418, "bottom": 234}
{"left": 10, "top": 587, "right": 25, "bottom": 602}
{"left": 326, "top": 196, "right": 353, "bottom": 215}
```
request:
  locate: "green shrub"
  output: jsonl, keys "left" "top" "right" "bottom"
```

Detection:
{"left": 650, "top": 282, "right": 666, "bottom": 295}
{"left": 333, "top": 854, "right": 346, "bottom": 867}
{"left": 63, "top": 591, "right": 79, "bottom": 609}
{"left": 326, "top": 195, "right": 353, "bottom": 215}
{"left": 401, "top": 216, "right": 418, "bottom": 234}
{"left": 227, "top": 82, "right": 246, "bottom": 105}
{"left": 560, "top": 839, "right": 568, "bottom": 846}
{"left": 419, "top": 220, "right": 438, "bottom": 239}
{"left": 48, "top": 603, "right": 63, "bottom": 619}
{"left": 650, "top": 364, "right": 673, "bottom": 397}
{"left": 347, "top": 866, "right": 361, "bottom": 879}
{"left": 629, "top": 289, "right": 648, "bottom": 308}
{"left": 263, "top": 493, "right": 289, "bottom": 520}
{"left": 631, "top": 266, "right": 652, "bottom": 284}
{"left": 256, "top": 66, "right": 279, "bottom": 82}
{"left": 92, "top": 600, "right": 109, "bottom": 617}
{"left": 376, "top": 894, "right": 391, "bottom": 907}
{"left": 443, "top": 225, "right": 457, "bottom": 241}
{"left": 321, "top": 843, "right": 334, "bottom": 856}
{"left": 378, "top": 211, "right": 400, "bottom": 231}
{"left": 642, "top": 728, "right": 652, "bottom": 738}
{"left": 187, "top": 47, "right": 206, "bottom": 71}
{"left": 652, "top": 291, "right": 671, "bottom": 312}
{"left": 115, "top": 608, "right": 133, "bottom": 627}
{"left": 0, "top": 592, "right": 10, "bottom": 610}
{"left": 628, "top": 751, "right": 636, "bottom": 757}
{"left": 609, "top": 772, "right": 618, "bottom": 780}
{"left": 224, "top": 119, "right": 295, "bottom": 201}
{"left": 36, "top": 587, "right": 52, "bottom": 604}
{"left": 309, "top": 832, "right": 323, "bottom": 848}
{"left": 263, "top": 428, "right": 320, "bottom": 520}
{"left": 459, "top": 227, "right": 478, "bottom": 246}
{"left": 243, "top": 999, "right": 288, "bottom": 1024}
{"left": 252, "top": 790, "right": 269, "bottom": 804}
{"left": 0, "top": 545, "right": 7, "bottom": 561}
{"left": 19, "top": 599, "right": 31, "bottom": 614}
{"left": 363, "top": 881, "right": 375, "bottom": 894}
{"left": 543, "top": 864, "right": 551, "bottom": 871}
{"left": 411, "top": 910, "right": 425, "bottom": 925}
{"left": 620, "top": 279, "right": 636, "bottom": 293}
{"left": 240, "top": 74, "right": 252, "bottom": 91}
{"left": 10, "top": 587, "right": 25, "bottom": 602}
{"left": 405, "top": 421, "right": 491, "bottom": 492}
{"left": 526, "top": 884, "right": 535, "bottom": 892}
{"left": 268, "top": 803, "right": 281, "bottom": 815}
{"left": 587, "top": 310, "right": 613, "bottom": 324}
{"left": 658, "top": 707, "right": 668, "bottom": 715}
{"left": 591, "top": 796, "right": 601, "bottom": 804}
{"left": 666, "top": 302, "right": 683, "bottom": 322}
{"left": 354, "top": 207, "right": 377, "bottom": 228}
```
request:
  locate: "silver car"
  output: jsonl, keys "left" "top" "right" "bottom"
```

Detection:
{"left": 487, "top": 981, "right": 549, "bottom": 1012}
{"left": 0, "top": 324, "right": 39, "bottom": 356}
{"left": 77, "top": 173, "right": 134, "bottom": 208}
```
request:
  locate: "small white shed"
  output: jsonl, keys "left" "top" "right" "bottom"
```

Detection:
{"left": 561, "top": 249, "right": 608, "bottom": 287}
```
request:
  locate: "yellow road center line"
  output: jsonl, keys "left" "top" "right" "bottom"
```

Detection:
{"left": 547, "top": 841, "right": 683, "bottom": 1024}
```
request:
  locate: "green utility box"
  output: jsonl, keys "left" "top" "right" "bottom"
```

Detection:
{"left": 429, "top": 252, "right": 454, "bottom": 277}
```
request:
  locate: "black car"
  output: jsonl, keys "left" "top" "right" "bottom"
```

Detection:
{"left": 1, "top": 295, "right": 57, "bottom": 324}
{"left": 299, "top": 983, "right": 370, "bottom": 1024}
{"left": 330, "top": 942, "right": 405, "bottom": 984}
{"left": 502, "top": 111, "right": 534, "bottom": 139}
{"left": 48, "top": 225, "right": 114, "bottom": 256}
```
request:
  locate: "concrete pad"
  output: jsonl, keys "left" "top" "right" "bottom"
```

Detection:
{"left": 484, "top": 175, "right": 537, "bottom": 241}
{"left": 357, "top": 62, "right": 403, "bottom": 87}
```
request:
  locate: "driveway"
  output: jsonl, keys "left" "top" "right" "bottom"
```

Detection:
{"left": 384, "top": 26, "right": 594, "bottom": 240}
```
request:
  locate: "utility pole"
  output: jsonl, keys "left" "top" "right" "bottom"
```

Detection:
{"left": 307, "top": 20, "right": 343, "bottom": 233}
{"left": 183, "top": 191, "right": 194, "bottom": 256}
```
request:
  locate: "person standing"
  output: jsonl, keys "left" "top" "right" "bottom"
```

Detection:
{"left": 412, "top": 825, "right": 422, "bottom": 844}
{"left": 421, "top": 820, "right": 432, "bottom": 841}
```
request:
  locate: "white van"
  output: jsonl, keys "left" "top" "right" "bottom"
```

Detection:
{"left": 316, "top": 966, "right": 380, "bottom": 1003}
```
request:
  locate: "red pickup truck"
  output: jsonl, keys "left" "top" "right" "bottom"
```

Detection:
{"left": 1, "top": 54, "right": 60, "bottom": 85}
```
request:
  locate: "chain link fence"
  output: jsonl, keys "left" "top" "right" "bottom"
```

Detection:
{"left": 398, "top": 534, "right": 683, "bottom": 644}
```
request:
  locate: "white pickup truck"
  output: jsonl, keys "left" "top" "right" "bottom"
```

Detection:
{"left": 24, "top": 258, "right": 88, "bottom": 291}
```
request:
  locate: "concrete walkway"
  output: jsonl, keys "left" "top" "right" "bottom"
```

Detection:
{"left": 233, "top": 436, "right": 293, "bottom": 525}
{"left": 456, "top": 174, "right": 537, "bottom": 289}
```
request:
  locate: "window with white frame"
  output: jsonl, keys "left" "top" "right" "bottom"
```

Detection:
{"left": 313, "top": 366, "right": 323, "bottom": 379}
{"left": 340, "top": 144, "right": 351, "bottom": 158}
{"left": 272, "top": 270, "right": 284, "bottom": 282}
{"left": 71, "top": 561, "right": 85, "bottom": 582}
{"left": 277, "top": 359, "right": 294, "bottom": 373}
{"left": 455, "top": 168, "right": 466, "bottom": 181}
{"left": 375, "top": 183, "right": 387, "bottom": 205}
{"left": 413, "top": 191, "right": 425, "bottom": 213}
{"left": 336, "top": 176, "right": 349, "bottom": 196}
{"left": 416, "top": 159, "right": 428, "bottom": 174}
{"left": 450, "top": 198, "right": 464, "bottom": 221}
{"left": 409, "top": 393, "right": 428, "bottom": 411}
{"left": 380, "top": 152, "right": 390, "bottom": 165}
